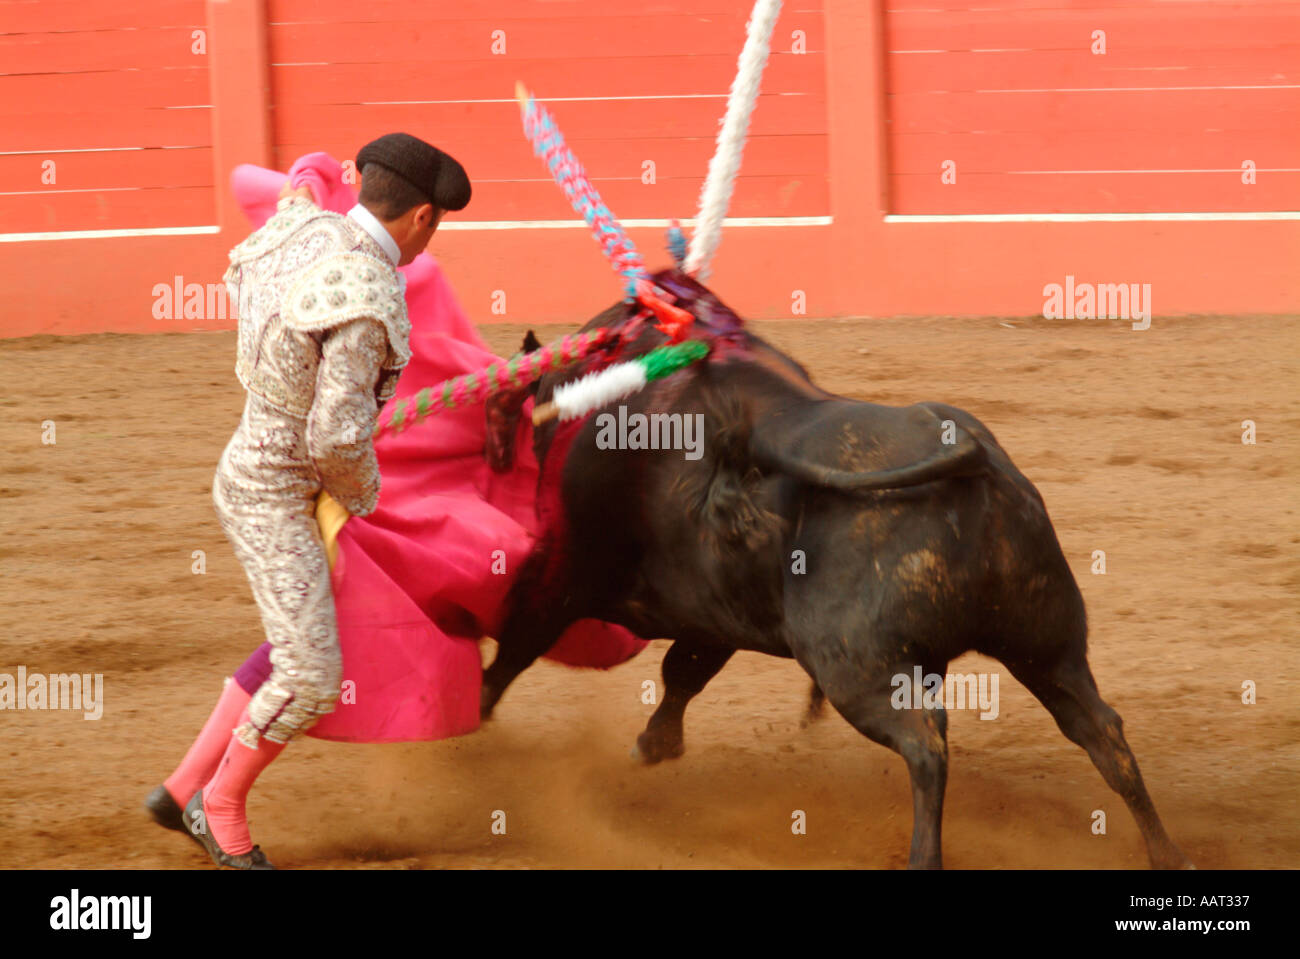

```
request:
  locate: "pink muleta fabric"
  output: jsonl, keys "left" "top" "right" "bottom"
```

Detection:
{"left": 227, "top": 153, "right": 648, "bottom": 743}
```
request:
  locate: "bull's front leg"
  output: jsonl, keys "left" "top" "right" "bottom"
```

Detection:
{"left": 480, "top": 610, "right": 571, "bottom": 721}
{"left": 631, "top": 641, "right": 733, "bottom": 764}
{"left": 480, "top": 545, "right": 575, "bottom": 720}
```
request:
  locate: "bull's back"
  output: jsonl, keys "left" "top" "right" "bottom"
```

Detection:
{"left": 781, "top": 407, "right": 1082, "bottom": 664}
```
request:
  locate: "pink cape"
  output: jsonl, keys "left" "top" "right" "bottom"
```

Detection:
{"left": 229, "top": 154, "right": 647, "bottom": 743}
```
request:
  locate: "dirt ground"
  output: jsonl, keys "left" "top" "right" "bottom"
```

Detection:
{"left": 0, "top": 313, "right": 1296, "bottom": 869}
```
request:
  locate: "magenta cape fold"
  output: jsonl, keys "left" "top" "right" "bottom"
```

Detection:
{"left": 228, "top": 153, "right": 648, "bottom": 743}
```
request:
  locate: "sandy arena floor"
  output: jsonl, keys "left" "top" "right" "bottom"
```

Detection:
{"left": 0, "top": 313, "right": 1296, "bottom": 868}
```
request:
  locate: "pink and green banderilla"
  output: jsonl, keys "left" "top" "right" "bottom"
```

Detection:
{"left": 375, "top": 327, "right": 615, "bottom": 438}
{"left": 531, "top": 339, "right": 711, "bottom": 425}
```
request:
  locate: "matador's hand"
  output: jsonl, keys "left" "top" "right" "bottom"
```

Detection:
{"left": 315, "top": 490, "right": 351, "bottom": 570}
{"left": 279, "top": 181, "right": 316, "bottom": 204}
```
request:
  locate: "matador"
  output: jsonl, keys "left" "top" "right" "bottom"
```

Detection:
{"left": 144, "top": 133, "right": 471, "bottom": 868}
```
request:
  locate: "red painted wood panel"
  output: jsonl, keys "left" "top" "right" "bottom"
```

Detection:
{"left": 891, "top": 131, "right": 1296, "bottom": 174}
{"left": 262, "top": 2, "right": 827, "bottom": 221}
{"left": 274, "top": 94, "right": 825, "bottom": 145}
{"left": 889, "top": 48, "right": 1298, "bottom": 92}
{"left": 267, "top": 0, "right": 790, "bottom": 21}
{"left": 888, "top": 88, "right": 1299, "bottom": 135}
{"left": 886, "top": 4, "right": 1300, "bottom": 52}
{"left": 0, "top": 26, "right": 207, "bottom": 72}
{"left": 0, "top": 0, "right": 213, "bottom": 232}
{"left": 277, "top": 134, "right": 828, "bottom": 184}
{"left": 883, "top": 0, "right": 1295, "bottom": 8}
{"left": 0, "top": 68, "right": 210, "bottom": 115}
{"left": 454, "top": 174, "right": 829, "bottom": 221}
{"left": 884, "top": 0, "right": 1300, "bottom": 213}
{"left": 0, "top": 148, "right": 211, "bottom": 191}
{"left": 3, "top": 109, "right": 211, "bottom": 152}
{"left": 272, "top": 93, "right": 828, "bottom": 221}
{"left": 267, "top": 15, "right": 823, "bottom": 63}
{"left": 3, "top": 0, "right": 1297, "bottom": 339}
{"left": 0, "top": 0, "right": 204, "bottom": 32}
{"left": 889, "top": 172, "right": 1299, "bottom": 214}
{"left": 0, "top": 186, "right": 215, "bottom": 231}
{"left": 268, "top": 52, "right": 823, "bottom": 102}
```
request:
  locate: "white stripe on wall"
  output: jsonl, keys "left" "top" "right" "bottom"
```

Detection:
{"left": 885, "top": 212, "right": 1300, "bottom": 223}
{"left": 0, "top": 226, "right": 222, "bottom": 243}
{"left": 438, "top": 216, "right": 834, "bottom": 230}
{"left": 8, "top": 213, "right": 1296, "bottom": 239}
{"left": 0, "top": 216, "right": 833, "bottom": 243}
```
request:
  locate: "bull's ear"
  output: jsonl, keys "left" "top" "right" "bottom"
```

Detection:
{"left": 522, "top": 329, "right": 542, "bottom": 353}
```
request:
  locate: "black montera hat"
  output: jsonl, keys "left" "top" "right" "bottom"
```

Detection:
{"left": 356, "top": 132, "right": 471, "bottom": 211}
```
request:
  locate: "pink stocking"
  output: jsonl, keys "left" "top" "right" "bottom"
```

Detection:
{"left": 200, "top": 720, "right": 287, "bottom": 855}
{"left": 163, "top": 678, "right": 251, "bottom": 807}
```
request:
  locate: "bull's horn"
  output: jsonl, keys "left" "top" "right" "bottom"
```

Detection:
{"left": 753, "top": 428, "right": 987, "bottom": 492}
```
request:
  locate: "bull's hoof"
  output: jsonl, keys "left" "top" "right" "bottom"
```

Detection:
{"left": 631, "top": 729, "right": 684, "bottom": 765}
{"left": 1145, "top": 837, "right": 1195, "bottom": 870}
{"left": 480, "top": 676, "right": 510, "bottom": 722}
{"left": 801, "top": 681, "right": 826, "bottom": 728}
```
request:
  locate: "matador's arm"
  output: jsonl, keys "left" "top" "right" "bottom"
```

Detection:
{"left": 306, "top": 317, "right": 390, "bottom": 517}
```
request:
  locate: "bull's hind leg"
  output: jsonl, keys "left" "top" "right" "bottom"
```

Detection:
{"left": 631, "top": 642, "right": 733, "bottom": 764}
{"left": 817, "top": 666, "right": 949, "bottom": 869}
{"left": 1005, "top": 650, "right": 1192, "bottom": 869}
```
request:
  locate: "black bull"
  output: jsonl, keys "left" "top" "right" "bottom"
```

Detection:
{"left": 480, "top": 270, "right": 1190, "bottom": 869}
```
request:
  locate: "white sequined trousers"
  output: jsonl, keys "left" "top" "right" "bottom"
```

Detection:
{"left": 212, "top": 396, "right": 341, "bottom": 746}
{"left": 214, "top": 315, "right": 389, "bottom": 745}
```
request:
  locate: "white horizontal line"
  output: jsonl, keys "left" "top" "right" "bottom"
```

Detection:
{"left": 361, "top": 92, "right": 808, "bottom": 105}
{"left": 0, "top": 145, "right": 205, "bottom": 156}
{"left": 440, "top": 215, "right": 833, "bottom": 230}
{"left": 0, "top": 226, "right": 220, "bottom": 243}
{"left": 0, "top": 216, "right": 832, "bottom": 242}
{"left": 899, "top": 2, "right": 1291, "bottom": 8}
{"left": 0, "top": 187, "right": 139, "bottom": 197}
{"left": 897, "top": 169, "right": 1300, "bottom": 177}
{"left": 1003, "top": 168, "right": 1300, "bottom": 175}
{"left": 885, "top": 212, "right": 1300, "bottom": 223}
{"left": 0, "top": 147, "right": 145, "bottom": 156}
{"left": 975, "top": 84, "right": 1300, "bottom": 93}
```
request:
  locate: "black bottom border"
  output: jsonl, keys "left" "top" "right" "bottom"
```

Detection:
{"left": 4, "top": 867, "right": 1286, "bottom": 946}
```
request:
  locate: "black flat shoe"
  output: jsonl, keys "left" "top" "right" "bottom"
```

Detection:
{"left": 184, "top": 790, "right": 276, "bottom": 870}
{"left": 143, "top": 785, "right": 187, "bottom": 835}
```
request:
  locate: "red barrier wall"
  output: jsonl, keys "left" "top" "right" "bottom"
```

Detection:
{"left": 1, "top": 0, "right": 1296, "bottom": 337}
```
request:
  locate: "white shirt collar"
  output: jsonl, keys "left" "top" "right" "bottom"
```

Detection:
{"left": 346, "top": 203, "right": 401, "bottom": 267}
